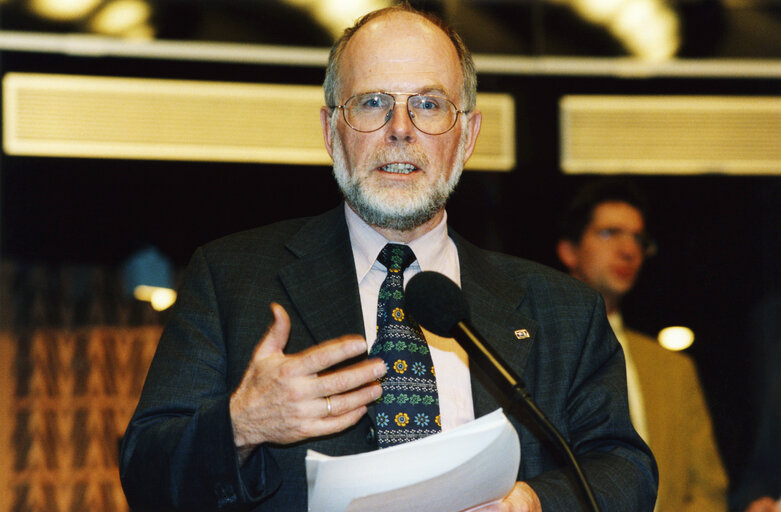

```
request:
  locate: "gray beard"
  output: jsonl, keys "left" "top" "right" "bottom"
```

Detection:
{"left": 340, "top": 180, "right": 444, "bottom": 232}
{"left": 330, "top": 127, "right": 466, "bottom": 232}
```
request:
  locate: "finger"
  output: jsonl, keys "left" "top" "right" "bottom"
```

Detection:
{"left": 254, "top": 302, "right": 292, "bottom": 359}
{"left": 321, "top": 380, "right": 383, "bottom": 417}
{"left": 306, "top": 404, "right": 370, "bottom": 438}
{"left": 462, "top": 499, "right": 503, "bottom": 511}
{"left": 287, "top": 335, "right": 369, "bottom": 376}
{"left": 313, "top": 359, "right": 386, "bottom": 397}
{"left": 509, "top": 482, "right": 540, "bottom": 512}
{"left": 324, "top": 395, "right": 333, "bottom": 417}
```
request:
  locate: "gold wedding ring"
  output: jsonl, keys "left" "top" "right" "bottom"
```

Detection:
{"left": 325, "top": 396, "right": 332, "bottom": 417}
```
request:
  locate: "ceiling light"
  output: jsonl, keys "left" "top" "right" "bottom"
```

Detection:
{"left": 573, "top": 0, "right": 627, "bottom": 24}
{"left": 566, "top": 0, "right": 680, "bottom": 61}
{"left": 134, "top": 285, "right": 178, "bottom": 311}
{"left": 89, "top": 0, "right": 151, "bottom": 37}
{"left": 284, "top": 0, "right": 392, "bottom": 38}
{"left": 122, "top": 246, "right": 176, "bottom": 310}
{"left": 28, "top": 0, "right": 103, "bottom": 22}
{"left": 658, "top": 326, "right": 695, "bottom": 351}
{"left": 611, "top": 0, "right": 680, "bottom": 61}
{"left": 120, "top": 22, "right": 155, "bottom": 40}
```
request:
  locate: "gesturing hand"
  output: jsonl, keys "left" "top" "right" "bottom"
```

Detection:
{"left": 229, "top": 303, "right": 386, "bottom": 460}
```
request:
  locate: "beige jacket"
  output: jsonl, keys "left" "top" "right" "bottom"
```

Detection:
{"left": 624, "top": 328, "right": 728, "bottom": 512}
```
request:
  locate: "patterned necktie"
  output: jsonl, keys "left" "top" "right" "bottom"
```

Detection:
{"left": 370, "top": 243, "right": 441, "bottom": 448}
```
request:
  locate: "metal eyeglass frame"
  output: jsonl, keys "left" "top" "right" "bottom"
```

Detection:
{"left": 330, "top": 91, "right": 469, "bottom": 135}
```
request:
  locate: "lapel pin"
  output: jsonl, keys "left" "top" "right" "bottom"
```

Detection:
{"left": 514, "top": 329, "right": 530, "bottom": 340}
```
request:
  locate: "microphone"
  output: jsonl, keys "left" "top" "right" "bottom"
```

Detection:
{"left": 404, "top": 270, "right": 534, "bottom": 402}
{"left": 405, "top": 271, "right": 600, "bottom": 512}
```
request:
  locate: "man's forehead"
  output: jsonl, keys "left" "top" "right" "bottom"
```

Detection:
{"left": 351, "top": 72, "right": 448, "bottom": 94}
{"left": 340, "top": 12, "right": 461, "bottom": 95}
{"left": 590, "top": 202, "right": 646, "bottom": 228}
{"left": 354, "top": 11, "right": 442, "bottom": 40}
{"left": 345, "top": 13, "right": 454, "bottom": 57}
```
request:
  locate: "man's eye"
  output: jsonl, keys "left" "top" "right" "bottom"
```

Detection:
{"left": 598, "top": 228, "right": 620, "bottom": 239}
{"left": 361, "top": 95, "right": 389, "bottom": 109}
{"left": 413, "top": 96, "right": 441, "bottom": 110}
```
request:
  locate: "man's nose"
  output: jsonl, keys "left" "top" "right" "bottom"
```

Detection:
{"left": 385, "top": 102, "right": 416, "bottom": 142}
{"left": 617, "top": 235, "right": 644, "bottom": 259}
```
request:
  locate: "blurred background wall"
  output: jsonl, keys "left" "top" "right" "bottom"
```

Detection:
{"left": 0, "top": 0, "right": 779, "bottom": 510}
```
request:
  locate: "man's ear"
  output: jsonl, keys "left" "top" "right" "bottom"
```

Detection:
{"left": 461, "top": 110, "right": 482, "bottom": 163}
{"left": 320, "top": 106, "right": 335, "bottom": 160}
{"left": 556, "top": 239, "right": 579, "bottom": 271}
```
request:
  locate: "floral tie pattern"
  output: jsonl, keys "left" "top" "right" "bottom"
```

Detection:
{"left": 370, "top": 243, "right": 441, "bottom": 448}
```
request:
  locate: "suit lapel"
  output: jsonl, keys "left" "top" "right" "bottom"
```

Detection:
{"left": 452, "top": 232, "right": 539, "bottom": 418}
{"left": 279, "top": 207, "right": 365, "bottom": 344}
{"left": 623, "top": 330, "right": 662, "bottom": 447}
{"left": 280, "top": 206, "right": 378, "bottom": 432}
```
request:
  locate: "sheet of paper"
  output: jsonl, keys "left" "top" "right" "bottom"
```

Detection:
{"left": 306, "top": 409, "right": 520, "bottom": 512}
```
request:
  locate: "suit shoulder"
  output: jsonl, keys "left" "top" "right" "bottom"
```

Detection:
{"left": 200, "top": 216, "right": 311, "bottom": 258}
{"left": 479, "top": 247, "right": 600, "bottom": 302}
{"left": 197, "top": 206, "right": 346, "bottom": 262}
{"left": 453, "top": 237, "right": 607, "bottom": 323}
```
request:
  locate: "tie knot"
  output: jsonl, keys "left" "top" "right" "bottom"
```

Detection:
{"left": 378, "top": 244, "right": 417, "bottom": 273}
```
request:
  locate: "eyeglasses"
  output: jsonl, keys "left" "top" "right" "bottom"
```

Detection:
{"left": 593, "top": 227, "right": 658, "bottom": 257}
{"left": 330, "top": 92, "right": 468, "bottom": 135}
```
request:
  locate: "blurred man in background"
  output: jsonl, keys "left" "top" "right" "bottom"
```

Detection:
{"left": 557, "top": 179, "right": 728, "bottom": 512}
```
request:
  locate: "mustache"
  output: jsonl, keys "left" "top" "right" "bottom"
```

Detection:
{"left": 369, "top": 146, "right": 430, "bottom": 170}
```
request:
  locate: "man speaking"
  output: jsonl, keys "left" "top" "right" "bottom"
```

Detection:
{"left": 119, "top": 5, "right": 657, "bottom": 511}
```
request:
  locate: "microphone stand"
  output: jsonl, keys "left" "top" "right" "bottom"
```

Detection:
{"left": 455, "top": 321, "right": 602, "bottom": 512}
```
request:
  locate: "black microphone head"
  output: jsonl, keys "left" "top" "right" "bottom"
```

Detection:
{"left": 405, "top": 271, "right": 470, "bottom": 337}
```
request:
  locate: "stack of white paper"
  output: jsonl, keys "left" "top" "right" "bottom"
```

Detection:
{"left": 306, "top": 409, "right": 520, "bottom": 512}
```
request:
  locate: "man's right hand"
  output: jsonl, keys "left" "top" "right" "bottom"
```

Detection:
{"left": 229, "top": 302, "right": 386, "bottom": 461}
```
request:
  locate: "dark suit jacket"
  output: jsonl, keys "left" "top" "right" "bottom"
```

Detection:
{"left": 120, "top": 206, "right": 657, "bottom": 511}
{"left": 731, "top": 295, "right": 781, "bottom": 511}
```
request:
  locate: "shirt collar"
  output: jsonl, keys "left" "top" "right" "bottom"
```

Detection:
{"left": 607, "top": 311, "right": 626, "bottom": 345}
{"left": 607, "top": 311, "right": 624, "bottom": 332}
{"left": 344, "top": 203, "right": 451, "bottom": 280}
